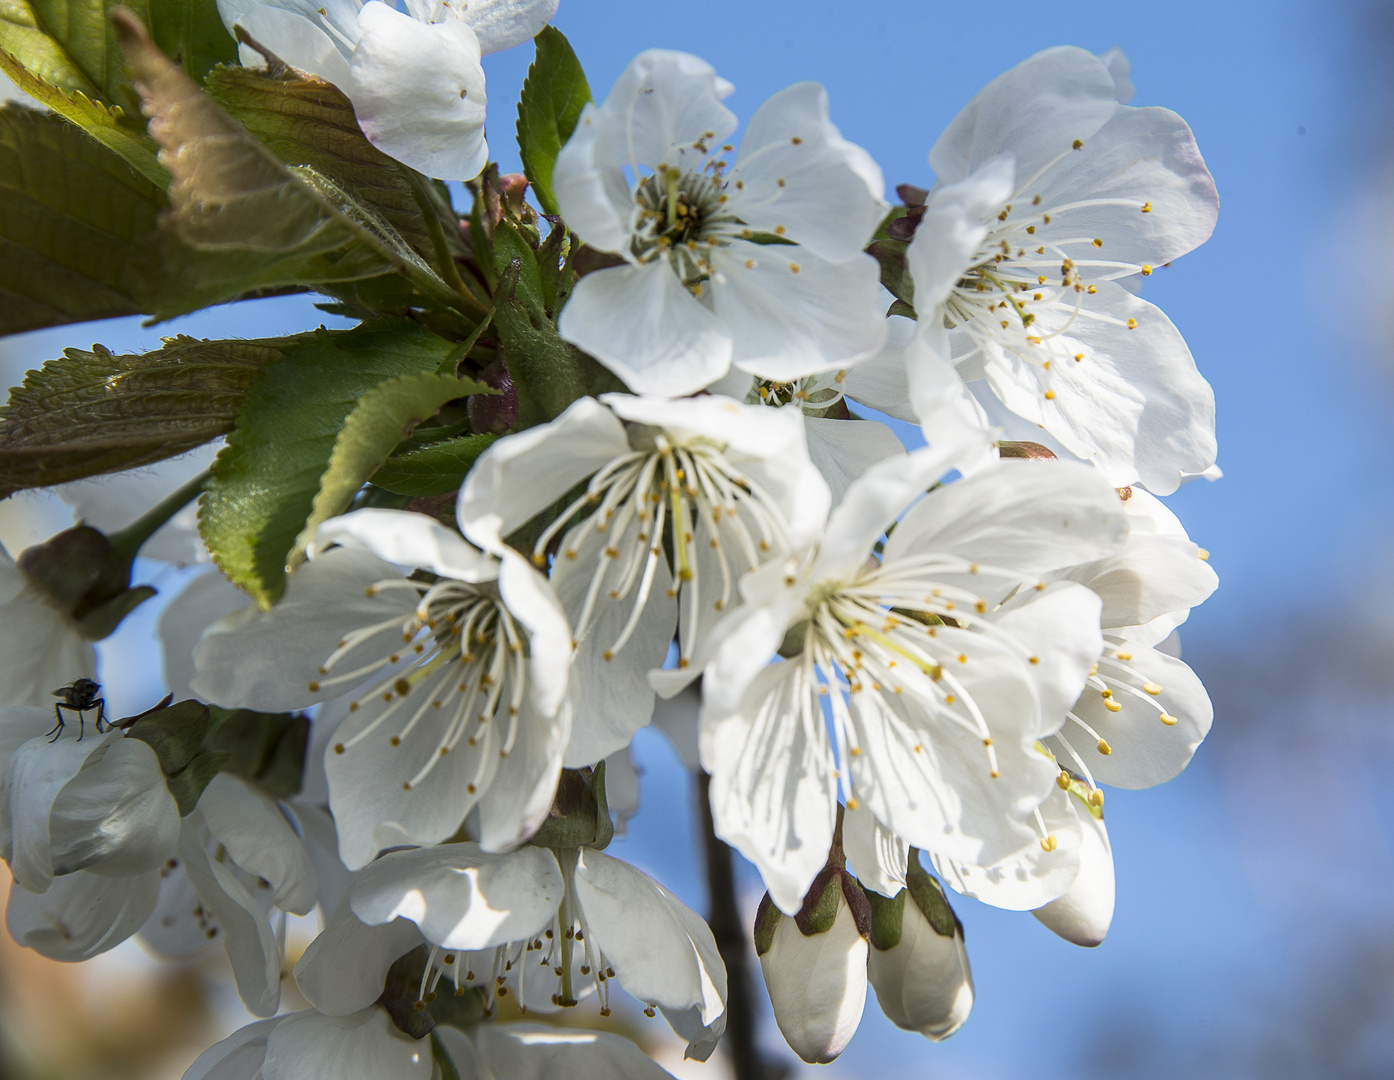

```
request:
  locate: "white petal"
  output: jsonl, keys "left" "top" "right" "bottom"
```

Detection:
{"left": 929, "top": 46, "right": 1118, "bottom": 189}
{"left": 160, "top": 569, "right": 250, "bottom": 701}
{"left": 348, "top": 3, "right": 488, "bottom": 180}
{"left": 905, "top": 326, "right": 996, "bottom": 462}
{"left": 718, "top": 248, "right": 886, "bottom": 382}
{"left": 866, "top": 889, "right": 973, "bottom": 1040}
{"left": 929, "top": 784, "right": 1082, "bottom": 910}
{"left": 192, "top": 547, "right": 416, "bottom": 712}
{"left": 803, "top": 417, "right": 906, "bottom": 507}
{"left": 703, "top": 663, "right": 838, "bottom": 914}
{"left": 980, "top": 281, "right": 1216, "bottom": 493}
{"left": 262, "top": 1008, "right": 432, "bottom": 1080}
{"left": 3, "top": 733, "right": 94, "bottom": 891}
{"left": 1032, "top": 808, "right": 1114, "bottom": 945}
{"left": 458, "top": 0, "right": 557, "bottom": 54}
{"left": 225, "top": 0, "right": 356, "bottom": 86}
{"left": 760, "top": 896, "right": 867, "bottom": 1064}
{"left": 458, "top": 396, "right": 630, "bottom": 554}
{"left": 574, "top": 849, "right": 728, "bottom": 1058}
{"left": 178, "top": 821, "right": 282, "bottom": 1017}
{"left": 294, "top": 900, "right": 423, "bottom": 1014}
{"left": 841, "top": 803, "right": 908, "bottom": 898}
{"left": 1063, "top": 533, "right": 1218, "bottom": 633}
{"left": 468, "top": 1022, "right": 678, "bottom": 1080}
{"left": 1051, "top": 642, "right": 1211, "bottom": 789}
{"left": 498, "top": 550, "right": 573, "bottom": 720}
{"left": 6, "top": 867, "right": 158, "bottom": 961}
{"left": 475, "top": 693, "right": 570, "bottom": 852}
{"left": 48, "top": 734, "right": 181, "bottom": 879}
{"left": 991, "top": 581, "right": 1103, "bottom": 731}
{"left": 651, "top": 684, "right": 702, "bottom": 770}
{"left": 350, "top": 842, "right": 562, "bottom": 950}
{"left": 182, "top": 1017, "right": 280, "bottom": 1080}
{"left": 730, "top": 82, "right": 885, "bottom": 261}
{"left": 841, "top": 315, "right": 917, "bottom": 422}
{"left": 907, "top": 156, "right": 1015, "bottom": 311}
{"left": 559, "top": 264, "right": 733, "bottom": 397}
{"left": 316, "top": 509, "right": 498, "bottom": 583}
{"left": 140, "top": 864, "right": 218, "bottom": 957}
{"left": 0, "top": 575, "right": 96, "bottom": 708}
{"left": 1098, "top": 47, "right": 1135, "bottom": 104}
{"left": 884, "top": 458, "right": 1128, "bottom": 579}
{"left": 549, "top": 102, "right": 639, "bottom": 254}
{"left": 198, "top": 774, "right": 317, "bottom": 915}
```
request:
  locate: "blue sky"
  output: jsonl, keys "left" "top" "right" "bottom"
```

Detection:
{"left": 3, "top": 1, "right": 1391, "bottom": 1077}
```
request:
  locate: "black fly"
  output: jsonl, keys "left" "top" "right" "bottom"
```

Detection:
{"left": 46, "top": 678, "right": 107, "bottom": 742}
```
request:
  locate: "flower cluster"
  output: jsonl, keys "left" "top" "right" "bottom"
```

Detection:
{"left": 0, "top": 5, "right": 1218, "bottom": 1076}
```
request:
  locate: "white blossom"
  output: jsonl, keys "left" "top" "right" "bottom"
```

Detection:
{"left": 0, "top": 546, "right": 96, "bottom": 707}
{"left": 552, "top": 49, "right": 887, "bottom": 396}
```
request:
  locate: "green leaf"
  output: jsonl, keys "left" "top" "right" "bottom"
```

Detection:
{"left": 864, "top": 886, "right": 907, "bottom": 951}
{"left": 867, "top": 239, "right": 912, "bottom": 305}
{"left": 126, "top": 698, "right": 212, "bottom": 775}
{"left": 0, "top": 104, "right": 164, "bottom": 336}
{"left": 198, "top": 319, "right": 461, "bottom": 607}
{"left": 357, "top": 433, "right": 497, "bottom": 497}
{"left": 515, "top": 25, "right": 590, "bottom": 215}
{"left": 207, "top": 708, "right": 309, "bottom": 800}
{"left": 291, "top": 370, "right": 490, "bottom": 563}
{"left": 0, "top": 50, "right": 165, "bottom": 183}
{"left": 0, "top": 0, "right": 234, "bottom": 111}
{"left": 114, "top": 13, "right": 459, "bottom": 321}
{"left": 906, "top": 851, "right": 959, "bottom": 938}
{"left": 0, "top": 334, "right": 299, "bottom": 496}
{"left": 204, "top": 64, "right": 463, "bottom": 268}
{"left": 165, "top": 749, "right": 229, "bottom": 814}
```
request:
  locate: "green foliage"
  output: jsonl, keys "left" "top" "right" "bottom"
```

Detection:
{"left": 198, "top": 319, "right": 461, "bottom": 608}
{"left": 207, "top": 708, "right": 309, "bottom": 800}
{"left": 0, "top": 105, "right": 162, "bottom": 336}
{"left": 370, "top": 433, "right": 498, "bottom": 497}
{"left": 0, "top": 334, "right": 298, "bottom": 495}
{"left": 290, "top": 369, "right": 490, "bottom": 562}
{"left": 868, "top": 239, "right": 912, "bottom": 305}
{"left": 906, "top": 850, "right": 959, "bottom": 938}
{"left": 205, "top": 65, "right": 463, "bottom": 268}
{"left": 515, "top": 25, "right": 591, "bottom": 215}
{"left": 864, "top": 886, "right": 907, "bottom": 951}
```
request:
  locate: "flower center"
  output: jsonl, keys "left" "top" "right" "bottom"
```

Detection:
{"left": 750, "top": 372, "right": 848, "bottom": 416}
{"left": 316, "top": 577, "right": 527, "bottom": 792}
{"left": 630, "top": 165, "right": 742, "bottom": 288}
{"left": 532, "top": 432, "right": 789, "bottom": 668}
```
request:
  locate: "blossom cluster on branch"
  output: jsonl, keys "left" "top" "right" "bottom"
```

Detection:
{"left": 0, "top": 0, "right": 1218, "bottom": 1075}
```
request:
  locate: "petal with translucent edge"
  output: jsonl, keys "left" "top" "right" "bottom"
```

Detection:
{"left": 990, "top": 581, "right": 1103, "bottom": 734}
{"left": 803, "top": 417, "right": 906, "bottom": 507}
{"left": 0, "top": 710, "right": 62, "bottom": 862}
{"left": 48, "top": 735, "right": 181, "bottom": 879}
{"left": 1063, "top": 534, "right": 1217, "bottom": 633}
{"left": 263, "top": 1008, "right": 431, "bottom": 1080}
{"left": 845, "top": 633, "right": 1054, "bottom": 867}
{"left": 549, "top": 103, "right": 639, "bottom": 254}
{"left": 906, "top": 325, "right": 995, "bottom": 465}
{"left": 885, "top": 459, "right": 1128, "bottom": 581}
{"left": 498, "top": 551, "right": 573, "bottom": 719}
{"left": 651, "top": 685, "right": 702, "bottom": 770}
{"left": 1032, "top": 807, "right": 1114, "bottom": 945}
{"left": 182, "top": 1017, "right": 280, "bottom": 1080}
{"left": 350, "top": 842, "right": 562, "bottom": 950}
{"left": 559, "top": 264, "right": 733, "bottom": 397}
{"left": 458, "top": 396, "right": 630, "bottom": 554}
{"left": 191, "top": 547, "right": 416, "bottom": 712}
{"left": 197, "top": 774, "right": 317, "bottom": 915}
{"left": 476, "top": 695, "right": 571, "bottom": 852}
{"left": 841, "top": 315, "right": 916, "bottom": 422}
{"left": 315, "top": 508, "right": 498, "bottom": 583}
{"left": 348, "top": 4, "right": 488, "bottom": 181}
{"left": 813, "top": 443, "right": 960, "bottom": 585}
{"left": 0, "top": 584, "right": 96, "bottom": 708}
{"left": 451, "top": 0, "right": 557, "bottom": 54}
{"left": 464, "top": 1022, "right": 680, "bottom": 1080}
{"left": 704, "top": 662, "right": 838, "bottom": 914}
{"left": 294, "top": 899, "right": 423, "bottom": 1014}
{"left": 583, "top": 49, "right": 736, "bottom": 175}
{"left": 178, "top": 820, "right": 282, "bottom": 1017}
{"left": 1031, "top": 105, "right": 1217, "bottom": 272}
{"left": 930, "top": 784, "right": 1082, "bottom": 910}
{"left": 841, "top": 802, "right": 908, "bottom": 898}
{"left": 553, "top": 519, "right": 676, "bottom": 768}
{"left": 223, "top": 0, "right": 356, "bottom": 85}
{"left": 982, "top": 282, "right": 1215, "bottom": 493}
{"left": 729, "top": 82, "right": 885, "bottom": 262}
{"left": 138, "top": 865, "right": 216, "bottom": 957}
{"left": 906, "top": 156, "right": 1015, "bottom": 312}
{"left": 574, "top": 848, "right": 728, "bottom": 1059}
{"left": 1052, "top": 641, "right": 1211, "bottom": 789}
{"left": 929, "top": 46, "right": 1118, "bottom": 190}
{"left": 3, "top": 733, "right": 94, "bottom": 891}
{"left": 6, "top": 867, "right": 158, "bottom": 961}
{"left": 717, "top": 248, "right": 886, "bottom": 383}
{"left": 160, "top": 569, "right": 250, "bottom": 701}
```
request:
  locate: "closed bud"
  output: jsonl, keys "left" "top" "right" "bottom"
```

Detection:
{"left": 755, "top": 871, "right": 870, "bottom": 1064}
{"left": 866, "top": 860, "right": 974, "bottom": 1041}
{"left": 1032, "top": 809, "right": 1114, "bottom": 947}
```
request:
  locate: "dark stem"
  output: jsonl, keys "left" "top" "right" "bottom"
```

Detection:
{"left": 698, "top": 769, "right": 777, "bottom": 1080}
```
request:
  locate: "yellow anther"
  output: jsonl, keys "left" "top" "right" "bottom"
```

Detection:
{"left": 846, "top": 797, "right": 859, "bottom": 810}
{"left": 1104, "top": 698, "right": 1122, "bottom": 713}
{"left": 1159, "top": 712, "right": 1179, "bottom": 726}
{"left": 1074, "top": 353, "right": 1084, "bottom": 361}
{"left": 1057, "top": 771, "right": 1072, "bottom": 790}
{"left": 1092, "top": 238, "right": 1103, "bottom": 248}
{"left": 1126, "top": 318, "right": 1138, "bottom": 329}
{"left": 1141, "top": 201, "right": 1152, "bottom": 212}
{"left": 1097, "top": 739, "right": 1112, "bottom": 755}
{"left": 1143, "top": 681, "right": 1163, "bottom": 696}
{"left": 1115, "top": 650, "right": 1133, "bottom": 661}
{"left": 1029, "top": 656, "right": 1040, "bottom": 665}
{"left": 1040, "top": 835, "right": 1058, "bottom": 852}
{"left": 1197, "top": 548, "right": 1210, "bottom": 561}
{"left": 307, "top": 680, "right": 320, "bottom": 692}
{"left": 1072, "top": 139, "right": 1084, "bottom": 150}
{"left": 1044, "top": 389, "right": 1056, "bottom": 400}
{"left": 789, "top": 262, "right": 801, "bottom": 273}
{"left": 1141, "top": 264, "right": 1153, "bottom": 276}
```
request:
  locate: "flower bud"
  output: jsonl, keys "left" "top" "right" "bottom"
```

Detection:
{"left": 865, "top": 862, "right": 973, "bottom": 1041}
{"left": 1032, "top": 808, "right": 1114, "bottom": 947}
{"left": 754, "top": 871, "right": 870, "bottom": 1064}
